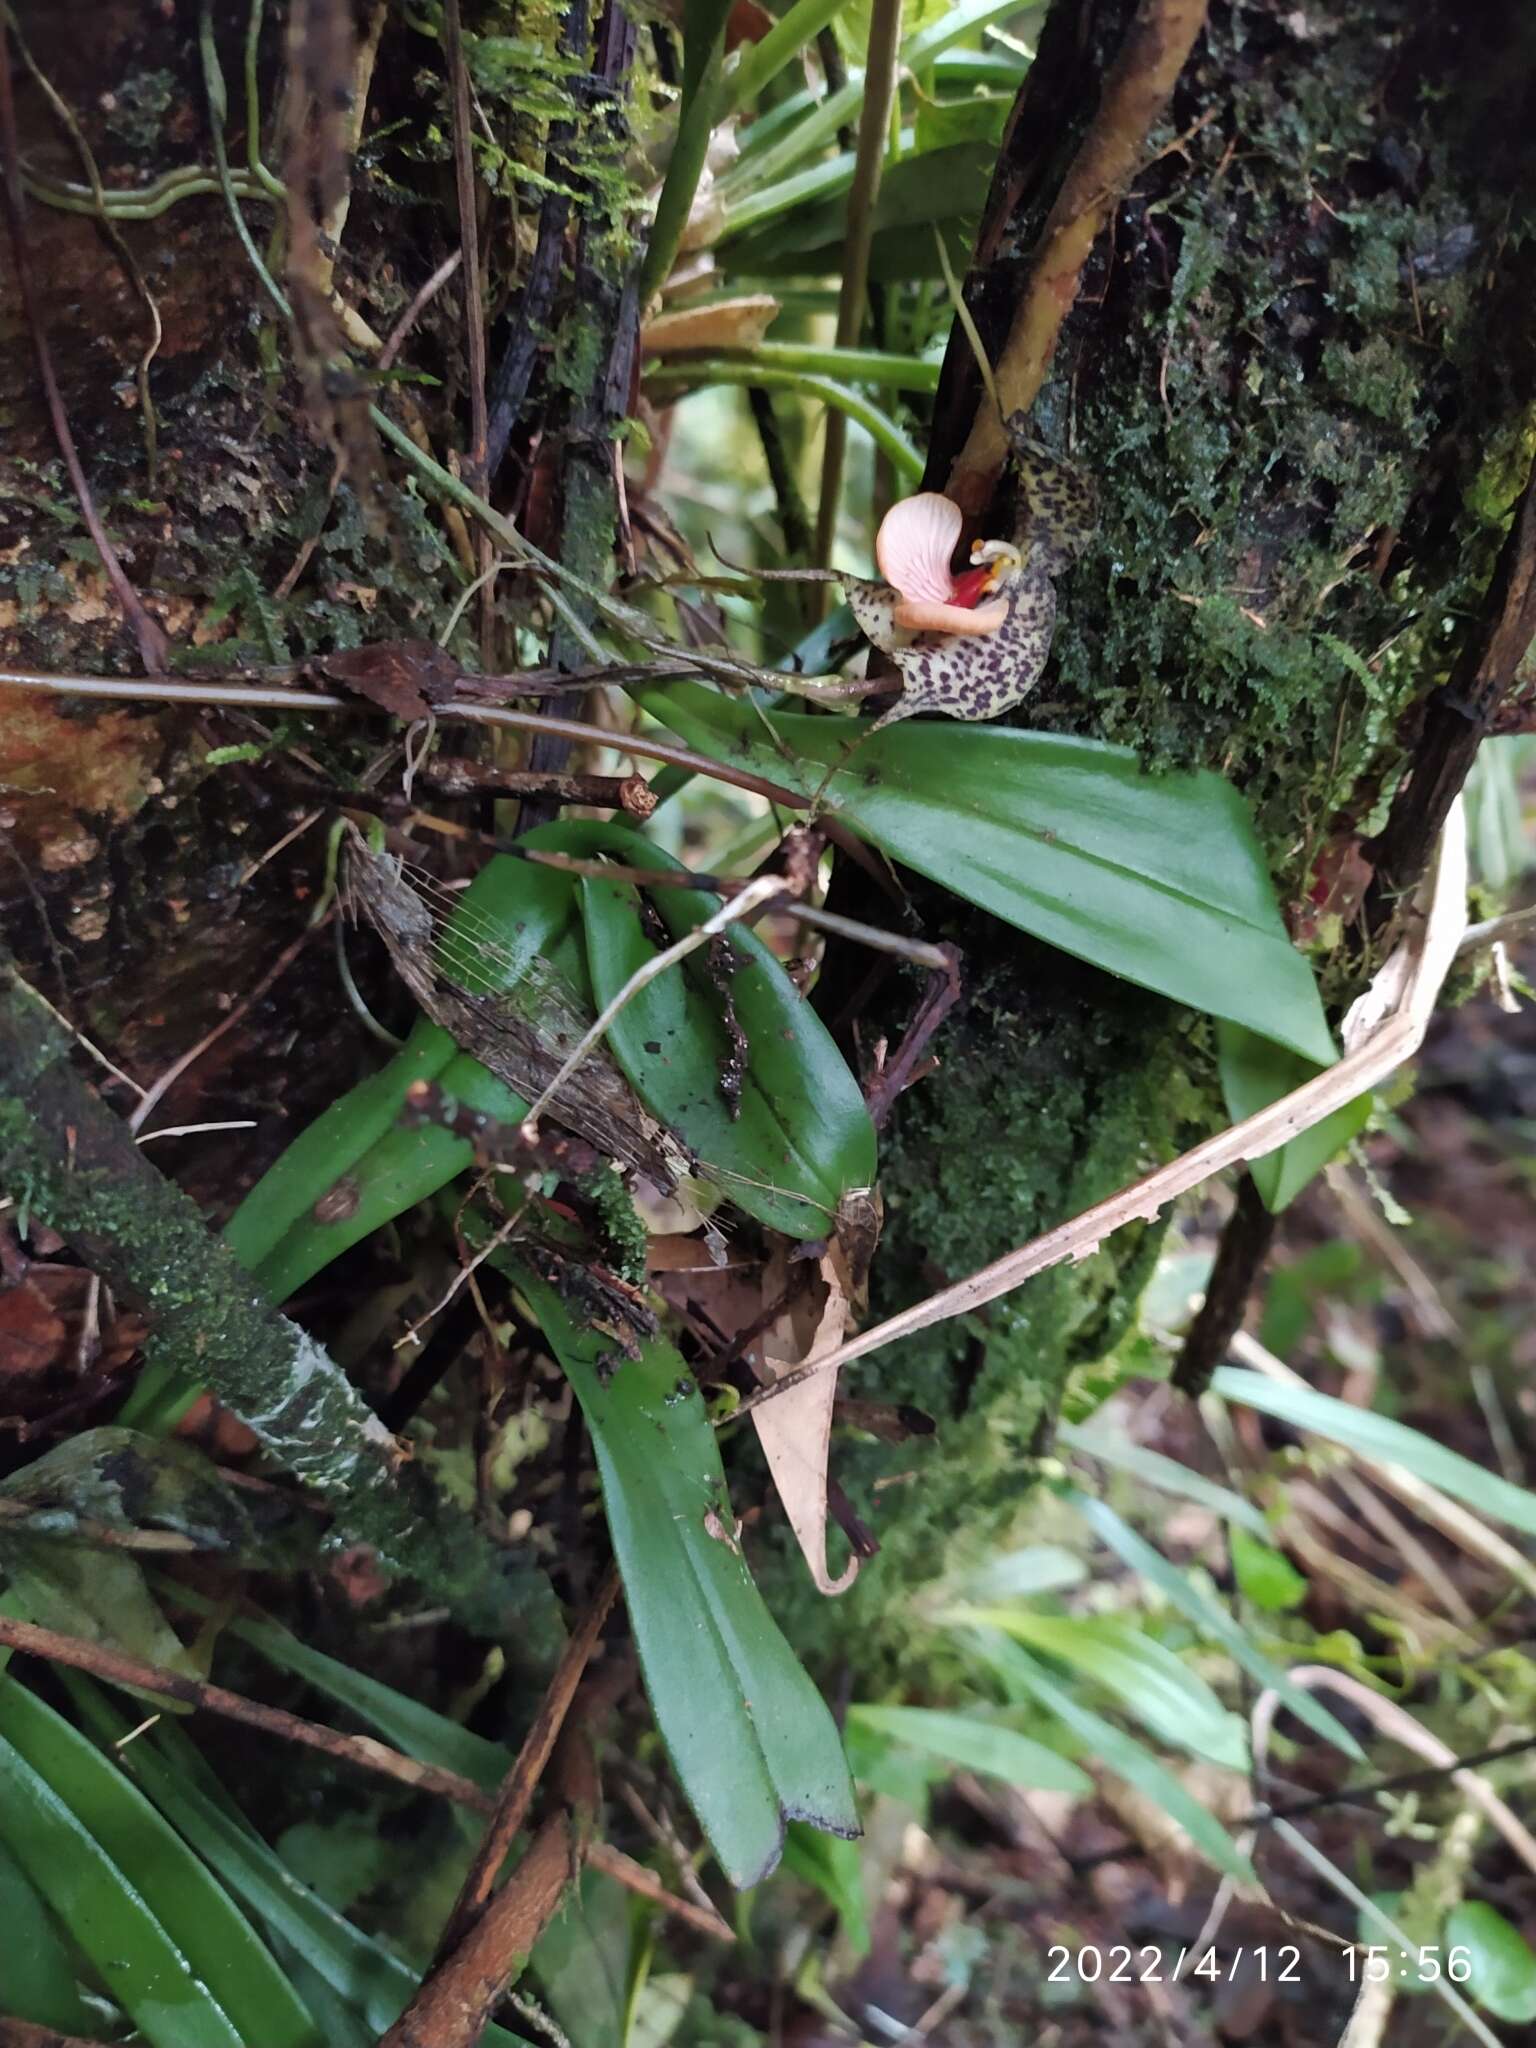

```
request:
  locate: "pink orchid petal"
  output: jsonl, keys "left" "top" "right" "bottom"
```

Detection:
{"left": 875, "top": 492, "right": 963, "bottom": 605}
{"left": 892, "top": 595, "right": 1011, "bottom": 637}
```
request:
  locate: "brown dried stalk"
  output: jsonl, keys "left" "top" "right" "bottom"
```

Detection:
{"left": 947, "top": 0, "right": 1210, "bottom": 514}
{"left": 0, "top": 1614, "right": 495, "bottom": 1811}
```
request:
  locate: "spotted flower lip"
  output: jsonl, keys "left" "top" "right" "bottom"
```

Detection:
{"left": 874, "top": 491, "right": 1011, "bottom": 637}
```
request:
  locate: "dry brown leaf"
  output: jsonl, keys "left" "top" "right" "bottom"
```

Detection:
{"left": 753, "top": 1234, "right": 860, "bottom": 1596}
{"left": 641, "top": 295, "right": 781, "bottom": 355}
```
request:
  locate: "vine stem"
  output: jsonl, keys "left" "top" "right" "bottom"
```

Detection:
{"left": 647, "top": 359, "right": 923, "bottom": 483}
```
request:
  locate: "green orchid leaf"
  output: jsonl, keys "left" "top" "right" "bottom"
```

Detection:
{"left": 781, "top": 1822, "right": 870, "bottom": 1956}
{"left": 960, "top": 1630, "right": 1256, "bottom": 1883}
{"left": 845, "top": 1703, "right": 1091, "bottom": 1795}
{"left": 565, "top": 820, "right": 875, "bottom": 1237}
{"left": 514, "top": 1266, "right": 858, "bottom": 1888}
{"left": 635, "top": 684, "right": 1336, "bottom": 1064}
{"left": 0, "top": 1676, "right": 319, "bottom": 2048}
{"left": 1217, "top": 1022, "right": 1369, "bottom": 1211}
{"left": 212, "top": 1606, "right": 509, "bottom": 1792}
{"left": 63, "top": 1677, "right": 532, "bottom": 2046}
{"left": 0, "top": 1834, "right": 102, "bottom": 2034}
{"left": 233, "top": 843, "right": 587, "bottom": 1303}
{"left": 1227, "top": 1524, "right": 1310, "bottom": 1614}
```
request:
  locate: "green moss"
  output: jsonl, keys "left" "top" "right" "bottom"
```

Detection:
{"left": 753, "top": 955, "right": 1203, "bottom": 1681}
{"left": 585, "top": 1165, "right": 650, "bottom": 1285}
{"left": 1032, "top": 0, "right": 1536, "bottom": 889}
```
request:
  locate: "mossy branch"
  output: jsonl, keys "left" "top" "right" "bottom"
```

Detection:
{"left": 0, "top": 948, "right": 560, "bottom": 1663}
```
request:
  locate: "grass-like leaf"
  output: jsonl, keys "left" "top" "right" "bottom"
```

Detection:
{"left": 949, "top": 1608, "right": 1248, "bottom": 1770}
{"left": 960, "top": 1630, "right": 1256, "bottom": 1883}
{"left": 0, "top": 1676, "right": 319, "bottom": 2048}
{"left": 1067, "top": 1494, "right": 1363, "bottom": 1757}
{"left": 0, "top": 1834, "right": 102, "bottom": 2034}
{"left": 1212, "top": 1368, "right": 1536, "bottom": 1535}
{"left": 1058, "top": 1418, "right": 1271, "bottom": 1533}
{"left": 845, "top": 1703, "right": 1091, "bottom": 1794}
{"left": 62, "top": 1677, "right": 533, "bottom": 2046}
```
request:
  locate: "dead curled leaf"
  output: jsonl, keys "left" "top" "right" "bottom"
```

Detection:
{"left": 750, "top": 1191, "right": 881, "bottom": 1597}
{"left": 315, "top": 640, "right": 461, "bottom": 720}
{"left": 641, "top": 295, "right": 781, "bottom": 356}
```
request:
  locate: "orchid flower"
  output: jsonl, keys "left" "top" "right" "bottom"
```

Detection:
{"left": 842, "top": 491, "right": 1058, "bottom": 730}
{"left": 873, "top": 492, "right": 1020, "bottom": 638}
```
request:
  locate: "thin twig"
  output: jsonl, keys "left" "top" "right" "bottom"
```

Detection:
{"left": 1458, "top": 902, "right": 1536, "bottom": 956}
{"left": 0, "top": 670, "right": 813, "bottom": 809}
{"left": 587, "top": 1841, "right": 735, "bottom": 1942}
{"left": 420, "top": 759, "right": 657, "bottom": 817}
{"left": 443, "top": 0, "right": 487, "bottom": 490}
{"left": 380, "top": 1811, "right": 576, "bottom": 2048}
{"left": 0, "top": 1613, "right": 496, "bottom": 1811}
{"left": 378, "top": 249, "right": 464, "bottom": 372}
{"left": 1069, "top": 1729, "right": 1536, "bottom": 1878}
{"left": 0, "top": 26, "right": 168, "bottom": 671}
{"left": 520, "top": 874, "right": 792, "bottom": 1133}
{"left": 519, "top": 846, "right": 955, "bottom": 969}
{"left": 0, "top": 2022, "right": 120, "bottom": 2048}
{"left": 128, "top": 914, "right": 327, "bottom": 1136}
{"left": 734, "top": 802, "right": 1469, "bottom": 1418}
{"left": 947, "top": 0, "right": 1210, "bottom": 513}
{"left": 437, "top": 1568, "right": 620, "bottom": 1954}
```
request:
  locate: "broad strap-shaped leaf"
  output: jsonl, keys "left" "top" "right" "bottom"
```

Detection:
{"left": 1217, "top": 1021, "right": 1370, "bottom": 1211}
{"left": 635, "top": 683, "right": 1337, "bottom": 1064}
{"left": 960, "top": 1630, "right": 1256, "bottom": 1883}
{"left": 535, "top": 817, "right": 876, "bottom": 1238}
{"left": 0, "top": 1676, "right": 320, "bottom": 2048}
{"left": 515, "top": 1267, "right": 858, "bottom": 1887}
{"left": 64, "top": 1679, "right": 533, "bottom": 2047}
{"left": 1212, "top": 1368, "right": 1536, "bottom": 1535}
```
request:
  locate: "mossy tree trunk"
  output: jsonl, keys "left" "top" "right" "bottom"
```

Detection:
{"left": 2, "top": 2, "right": 1534, "bottom": 1678}
{"left": 795, "top": 0, "right": 1536, "bottom": 1668}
